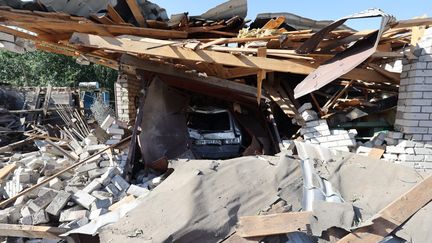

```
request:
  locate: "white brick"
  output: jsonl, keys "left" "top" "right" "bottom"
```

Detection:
{"left": 401, "top": 99, "right": 432, "bottom": 106}
{"left": 394, "top": 119, "right": 419, "bottom": 127}
{"left": 414, "top": 148, "right": 432, "bottom": 155}
{"left": 399, "top": 154, "right": 424, "bottom": 161}
{"left": 298, "top": 103, "right": 312, "bottom": 113}
{"left": 402, "top": 112, "right": 430, "bottom": 120}
{"left": 386, "top": 146, "right": 405, "bottom": 154}
{"left": 400, "top": 127, "right": 429, "bottom": 134}
{"left": 419, "top": 121, "right": 432, "bottom": 127}
{"left": 387, "top": 131, "right": 403, "bottom": 139}
{"left": 72, "top": 191, "right": 96, "bottom": 210}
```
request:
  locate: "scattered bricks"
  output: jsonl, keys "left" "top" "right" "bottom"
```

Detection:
{"left": 127, "top": 185, "right": 150, "bottom": 198}
{"left": 59, "top": 210, "right": 89, "bottom": 223}
{"left": 20, "top": 215, "right": 33, "bottom": 225}
{"left": 21, "top": 206, "right": 34, "bottom": 218}
{"left": 72, "top": 191, "right": 96, "bottom": 210}
{"left": 86, "top": 144, "right": 108, "bottom": 153}
{"left": 105, "top": 183, "right": 121, "bottom": 198}
{"left": 301, "top": 110, "right": 318, "bottom": 122}
{"left": 414, "top": 148, "right": 432, "bottom": 155}
{"left": 111, "top": 175, "right": 130, "bottom": 192}
{"left": 83, "top": 180, "right": 102, "bottom": 194}
{"left": 32, "top": 210, "right": 49, "bottom": 225}
{"left": 98, "top": 160, "right": 112, "bottom": 168}
{"left": 28, "top": 190, "right": 57, "bottom": 212}
{"left": 49, "top": 178, "right": 64, "bottom": 191}
{"left": 91, "top": 198, "right": 113, "bottom": 210}
{"left": 92, "top": 190, "right": 112, "bottom": 200}
{"left": 88, "top": 168, "right": 109, "bottom": 179}
{"left": 297, "top": 103, "right": 312, "bottom": 114}
{"left": 106, "top": 139, "right": 121, "bottom": 145}
{"left": 46, "top": 191, "right": 72, "bottom": 216}
{"left": 84, "top": 134, "right": 98, "bottom": 146}
{"left": 97, "top": 167, "right": 121, "bottom": 186}
{"left": 100, "top": 115, "right": 116, "bottom": 130}
{"left": 106, "top": 128, "right": 125, "bottom": 135}
{"left": 0, "top": 211, "right": 9, "bottom": 223}
{"left": 89, "top": 208, "right": 108, "bottom": 220}
{"left": 7, "top": 206, "right": 21, "bottom": 224}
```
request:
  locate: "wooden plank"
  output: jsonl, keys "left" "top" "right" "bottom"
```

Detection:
{"left": 69, "top": 33, "right": 391, "bottom": 83}
{"left": 237, "top": 211, "right": 312, "bottom": 238}
{"left": 0, "top": 224, "right": 68, "bottom": 240}
{"left": 256, "top": 47, "right": 267, "bottom": 104}
{"left": 42, "top": 85, "right": 52, "bottom": 115}
{"left": 391, "top": 17, "right": 432, "bottom": 29}
{"left": 45, "top": 140, "right": 78, "bottom": 161}
{"left": 338, "top": 175, "right": 432, "bottom": 243}
{"left": 368, "top": 148, "right": 385, "bottom": 159}
{"left": 107, "top": 4, "right": 127, "bottom": 24}
{"left": 0, "top": 136, "right": 131, "bottom": 209}
{"left": 0, "top": 163, "right": 16, "bottom": 182}
{"left": 125, "top": 0, "right": 147, "bottom": 27}
{"left": 262, "top": 16, "right": 286, "bottom": 29}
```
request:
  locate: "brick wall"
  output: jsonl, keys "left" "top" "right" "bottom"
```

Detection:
{"left": 114, "top": 72, "right": 142, "bottom": 122}
{"left": 390, "top": 28, "right": 432, "bottom": 169}
{"left": 395, "top": 29, "right": 432, "bottom": 141}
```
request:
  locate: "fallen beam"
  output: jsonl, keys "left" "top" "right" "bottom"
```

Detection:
{"left": 0, "top": 224, "right": 68, "bottom": 240}
{"left": 236, "top": 211, "right": 312, "bottom": 238}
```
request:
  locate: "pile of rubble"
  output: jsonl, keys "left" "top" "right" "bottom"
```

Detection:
{"left": 0, "top": 113, "right": 163, "bottom": 234}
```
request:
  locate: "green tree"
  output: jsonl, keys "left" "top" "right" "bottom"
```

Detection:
{"left": 0, "top": 50, "right": 118, "bottom": 91}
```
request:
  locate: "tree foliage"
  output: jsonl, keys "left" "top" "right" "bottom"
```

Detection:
{"left": 0, "top": 50, "right": 118, "bottom": 90}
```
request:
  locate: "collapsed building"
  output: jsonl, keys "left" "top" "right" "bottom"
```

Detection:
{"left": 0, "top": 0, "right": 432, "bottom": 242}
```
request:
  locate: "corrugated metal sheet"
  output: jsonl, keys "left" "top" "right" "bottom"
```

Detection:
{"left": 294, "top": 9, "right": 396, "bottom": 99}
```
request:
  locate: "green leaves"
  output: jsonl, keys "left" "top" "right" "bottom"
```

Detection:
{"left": 0, "top": 50, "right": 117, "bottom": 90}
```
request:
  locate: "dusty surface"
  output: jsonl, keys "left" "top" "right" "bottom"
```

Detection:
{"left": 99, "top": 155, "right": 303, "bottom": 243}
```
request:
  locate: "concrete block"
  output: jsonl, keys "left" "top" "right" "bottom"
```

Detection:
{"left": 86, "top": 144, "right": 108, "bottom": 153}
{"left": 298, "top": 103, "right": 312, "bottom": 113}
{"left": 89, "top": 208, "right": 108, "bottom": 220}
{"left": 100, "top": 115, "right": 116, "bottom": 130}
{"left": 91, "top": 198, "right": 113, "bottom": 210}
{"left": 72, "top": 191, "right": 96, "bottom": 210}
{"left": 83, "top": 180, "right": 102, "bottom": 194}
{"left": 20, "top": 215, "right": 33, "bottom": 225}
{"left": 105, "top": 183, "right": 121, "bottom": 198}
{"left": 46, "top": 191, "right": 72, "bottom": 216}
{"left": 32, "top": 210, "right": 49, "bottom": 225}
{"left": 59, "top": 210, "right": 89, "bottom": 222}
{"left": 106, "top": 128, "right": 124, "bottom": 135}
{"left": 111, "top": 175, "right": 130, "bottom": 192}
{"left": 301, "top": 110, "right": 318, "bottom": 122}
{"left": 97, "top": 167, "right": 121, "bottom": 186}
{"left": 127, "top": 185, "right": 150, "bottom": 198}
{"left": 49, "top": 178, "right": 64, "bottom": 191}
{"left": 88, "top": 167, "right": 109, "bottom": 179}
{"left": 28, "top": 190, "right": 57, "bottom": 212}
{"left": 91, "top": 190, "right": 112, "bottom": 200}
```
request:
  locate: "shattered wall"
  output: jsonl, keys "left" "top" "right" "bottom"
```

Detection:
{"left": 391, "top": 28, "right": 432, "bottom": 168}
{"left": 114, "top": 72, "right": 142, "bottom": 122}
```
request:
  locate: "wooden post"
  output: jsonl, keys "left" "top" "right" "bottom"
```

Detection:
{"left": 256, "top": 47, "right": 267, "bottom": 104}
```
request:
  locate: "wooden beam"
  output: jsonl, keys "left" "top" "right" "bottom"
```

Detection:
{"left": 338, "top": 175, "right": 432, "bottom": 243}
{"left": 125, "top": 0, "right": 147, "bottom": 27}
{"left": 0, "top": 224, "right": 68, "bottom": 240}
{"left": 71, "top": 33, "right": 391, "bottom": 83}
{"left": 120, "top": 55, "right": 263, "bottom": 100}
{"left": 237, "top": 211, "right": 312, "bottom": 238}
{"left": 368, "top": 148, "right": 385, "bottom": 159}
{"left": 391, "top": 18, "right": 432, "bottom": 29}
{"left": 256, "top": 47, "right": 267, "bottom": 104}
{"left": 107, "top": 4, "right": 127, "bottom": 24}
{"left": 0, "top": 163, "right": 16, "bottom": 182}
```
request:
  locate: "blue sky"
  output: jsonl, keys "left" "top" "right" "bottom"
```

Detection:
{"left": 152, "top": 0, "right": 431, "bottom": 30}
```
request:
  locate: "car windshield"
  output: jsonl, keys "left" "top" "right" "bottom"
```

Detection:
{"left": 187, "top": 112, "right": 231, "bottom": 131}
